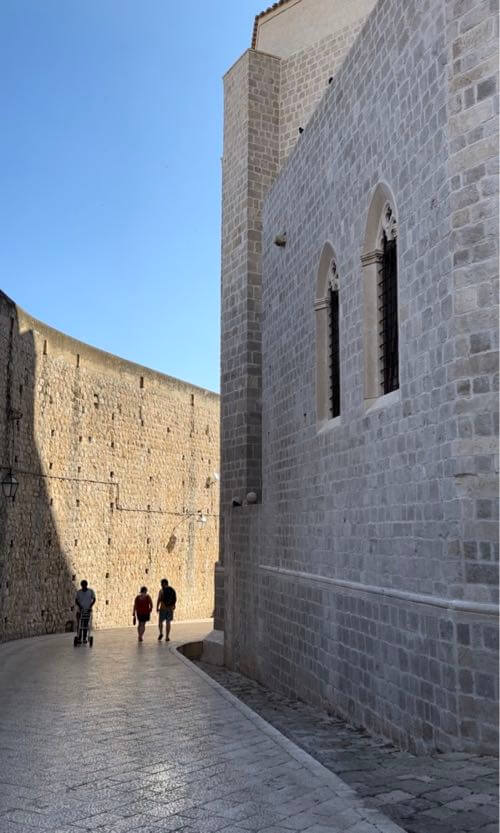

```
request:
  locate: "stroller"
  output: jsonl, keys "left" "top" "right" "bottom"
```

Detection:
{"left": 74, "top": 609, "right": 94, "bottom": 647}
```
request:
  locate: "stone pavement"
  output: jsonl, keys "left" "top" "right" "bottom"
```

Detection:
{"left": 0, "top": 623, "right": 405, "bottom": 833}
{"left": 196, "top": 663, "right": 499, "bottom": 833}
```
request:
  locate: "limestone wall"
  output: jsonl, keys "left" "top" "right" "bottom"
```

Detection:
{"left": 218, "top": 10, "right": 370, "bottom": 628}
{"left": 221, "top": 0, "right": 499, "bottom": 753}
{"left": 0, "top": 292, "right": 219, "bottom": 641}
{"left": 253, "top": 0, "right": 376, "bottom": 59}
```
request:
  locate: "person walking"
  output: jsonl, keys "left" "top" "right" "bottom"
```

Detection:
{"left": 157, "top": 578, "right": 176, "bottom": 642}
{"left": 75, "top": 580, "right": 96, "bottom": 643}
{"left": 133, "top": 586, "right": 153, "bottom": 641}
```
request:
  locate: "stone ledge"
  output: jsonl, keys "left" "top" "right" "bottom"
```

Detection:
{"left": 177, "top": 628, "right": 224, "bottom": 666}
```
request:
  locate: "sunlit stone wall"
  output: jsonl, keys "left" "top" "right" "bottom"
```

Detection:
{"left": 0, "top": 291, "right": 219, "bottom": 640}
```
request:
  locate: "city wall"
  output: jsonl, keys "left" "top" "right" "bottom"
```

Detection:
{"left": 0, "top": 291, "right": 219, "bottom": 641}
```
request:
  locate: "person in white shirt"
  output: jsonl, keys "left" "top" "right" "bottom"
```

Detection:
{"left": 75, "top": 580, "right": 96, "bottom": 642}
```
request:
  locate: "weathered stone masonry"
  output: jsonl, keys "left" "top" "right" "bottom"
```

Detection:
{"left": 219, "top": 0, "right": 498, "bottom": 754}
{"left": 0, "top": 292, "right": 219, "bottom": 641}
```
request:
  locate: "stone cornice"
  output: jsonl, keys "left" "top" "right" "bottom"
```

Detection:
{"left": 361, "top": 249, "right": 383, "bottom": 267}
{"left": 260, "top": 565, "right": 499, "bottom": 617}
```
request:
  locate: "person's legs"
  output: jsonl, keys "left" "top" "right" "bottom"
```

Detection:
{"left": 138, "top": 621, "right": 145, "bottom": 641}
{"left": 158, "top": 611, "right": 164, "bottom": 640}
{"left": 165, "top": 610, "right": 173, "bottom": 641}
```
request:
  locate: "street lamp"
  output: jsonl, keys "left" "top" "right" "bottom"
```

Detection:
{"left": 1, "top": 470, "right": 18, "bottom": 500}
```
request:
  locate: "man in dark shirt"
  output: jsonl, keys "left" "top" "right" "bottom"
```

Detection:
{"left": 156, "top": 578, "right": 177, "bottom": 642}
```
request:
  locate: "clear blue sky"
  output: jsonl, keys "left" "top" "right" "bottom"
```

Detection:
{"left": 0, "top": 0, "right": 266, "bottom": 393}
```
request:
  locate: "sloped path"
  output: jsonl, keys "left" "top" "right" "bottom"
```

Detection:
{"left": 0, "top": 623, "right": 404, "bottom": 833}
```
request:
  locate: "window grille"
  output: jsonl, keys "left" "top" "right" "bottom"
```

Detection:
{"left": 328, "top": 276, "right": 340, "bottom": 418}
{"left": 378, "top": 232, "right": 399, "bottom": 394}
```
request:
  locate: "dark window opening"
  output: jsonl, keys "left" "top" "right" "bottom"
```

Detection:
{"left": 328, "top": 284, "right": 340, "bottom": 418}
{"left": 379, "top": 233, "right": 399, "bottom": 394}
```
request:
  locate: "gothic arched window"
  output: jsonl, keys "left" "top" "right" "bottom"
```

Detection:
{"left": 327, "top": 260, "right": 341, "bottom": 417}
{"left": 315, "top": 244, "right": 341, "bottom": 423}
{"left": 379, "top": 204, "right": 399, "bottom": 395}
{"left": 361, "top": 185, "right": 400, "bottom": 406}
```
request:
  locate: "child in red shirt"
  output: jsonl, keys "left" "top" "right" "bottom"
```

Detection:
{"left": 133, "top": 587, "right": 153, "bottom": 641}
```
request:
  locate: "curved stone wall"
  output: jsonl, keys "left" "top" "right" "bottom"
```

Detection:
{"left": 0, "top": 291, "right": 219, "bottom": 641}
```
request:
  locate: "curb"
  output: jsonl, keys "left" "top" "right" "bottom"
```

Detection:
{"left": 171, "top": 640, "right": 406, "bottom": 832}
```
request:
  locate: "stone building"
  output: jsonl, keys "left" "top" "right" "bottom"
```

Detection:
{"left": 218, "top": 0, "right": 499, "bottom": 753}
{"left": 0, "top": 291, "right": 219, "bottom": 641}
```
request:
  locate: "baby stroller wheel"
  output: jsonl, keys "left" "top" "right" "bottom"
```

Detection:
{"left": 88, "top": 636, "right": 93, "bottom": 647}
{"left": 73, "top": 636, "right": 79, "bottom": 647}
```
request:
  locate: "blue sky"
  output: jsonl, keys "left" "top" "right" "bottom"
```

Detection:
{"left": 0, "top": 0, "right": 266, "bottom": 392}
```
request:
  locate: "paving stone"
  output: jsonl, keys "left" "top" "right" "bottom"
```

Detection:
{"left": 197, "top": 661, "right": 499, "bottom": 833}
{"left": 0, "top": 625, "right": 403, "bottom": 833}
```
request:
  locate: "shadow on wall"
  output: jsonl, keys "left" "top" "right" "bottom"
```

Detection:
{"left": 0, "top": 293, "right": 76, "bottom": 641}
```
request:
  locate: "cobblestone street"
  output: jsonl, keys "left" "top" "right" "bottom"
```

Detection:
{"left": 197, "top": 663, "right": 499, "bottom": 833}
{"left": 0, "top": 623, "right": 408, "bottom": 833}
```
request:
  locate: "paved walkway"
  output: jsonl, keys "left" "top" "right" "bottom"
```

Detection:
{"left": 0, "top": 623, "right": 404, "bottom": 833}
{"left": 197, "top": 662, "right": 499, "bottom": 833}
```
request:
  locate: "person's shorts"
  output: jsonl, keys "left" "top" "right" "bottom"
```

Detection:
{"left": 159, "top": 608, "right": 173, "bottom": 623}
{"left": 137, "top": 614, "right": 150, "bottom": 623}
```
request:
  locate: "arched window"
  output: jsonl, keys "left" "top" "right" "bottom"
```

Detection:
{"left": 315, "top": 244, "right": 341, "bottom": 423}
{"left": 362, "top": 184, "right": 399, "bottom": 406}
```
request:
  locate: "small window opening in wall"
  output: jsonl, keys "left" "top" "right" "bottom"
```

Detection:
{"left": 49, "top": 462, "right": 53, "bottom": 470}
{"left": 149, "top": 476, "right": 153, "bottom": 482}
{"left": 105, "top": 571, "right": 109, "bottom": 578}
{"left": 88, "top": 436, "right": 92, "bottom": 443}
{"left": 19, "top": 384, "right": 23, "bottom": 396}
{"left": 76, "top": 353, "right": 80, "bottom": 368}
{"left": 112, "top": 412, "right": 115, "bottom": 421}
{"left": 51, "top": 429, "right": 55, "bottom": 437}
{"left": 94, "top": 394, "right": 99, "bottom": 409}
{"left": 78, "top": 466, "right": 81, "bottom": 473}
{"left": 145, "top": 568, "right": 149, "bottom": 574}
{"left": 110, "top": 502, "right": 114, "bottom": 510}
{"left": 110, "top": 471, "right": 114, "bottom": 478}
{"left": 147, "top": 504, "right": 151, "bottom": 511}
{"left": 49, "top": 396, "right": 53, "bottom": 404}
{"left": 328, "top": 263, "right": 341, "bottom": 418}
{"left": 379, "top": 218, "right": 399, "bottom": 395}
{"left": 72, "top": 574, "right": 76, "bottom": 581}
{"left": 105, "top": 599, "right": 109, "bottom": 605}
{"left": 147, "top": 537, "right": 150, "bottom": 545}
{"left": 74, "top": 539, "right": 78, "bottom": 546}
{"left": 10, "top": 539, "right": 13, "bottom": 548}
{"left": 191, "top": 394, "right": 194, "bottom": 406}
{"left": 76, "top": 499, "right": 79, "bottom": 507}
{"left": 108, "top": 538, "right": 111, "bottom": 545}
{"left": 43, "top": 339, "right": 47, "bottom": 355}
{"left": 14, "top": 455, "right": 18, "bottom": 464}
{"left": 140, "top": 376, "right": 144, "bottom": 389}
{"left": 50, "top": 498, "right": 53, "bottom": 506}
{"left": 79, "top": 436, "right": 82, "bottom": 443}
{"left": 111, "top": 441, "right": 115, "bottom": 448}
